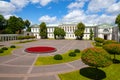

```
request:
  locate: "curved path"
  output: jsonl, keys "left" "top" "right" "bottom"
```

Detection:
{"left": 0, "top": 40, "right": 92, "bottom": 80}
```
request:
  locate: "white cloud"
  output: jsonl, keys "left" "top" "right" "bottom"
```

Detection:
{"left": 62, "top": 9, "right": 116, "bottom": 24}
{"left": 106, "top": 2, "right": 120, "bottom": 15}
{"left": 96, "top": 14, "right": 116, "bottom": 24}
{"left": 62, "top": 10, "right": 85, "bottom": 23}
{"left": 39, "top": 15, "right": 57, "bottom": 23}
{"left": 87, "top": 0, "right": 116, "bottom": 13}
{"left": 67, "top": 2, "right": 84, "bottom": 9}
{"left": 31, "top": 0, "right": 52, "bottom": 6}
{"left": 10, "top": 0, "right": 29, "bottom": 9}
{"left": 4, "top": 14, "right": 13, "bottom": 19}
{"left": 30, "top": 0, "right": 39, "bottom": 3}
{"left": 0, "top": 1, "right": 16, "bottom": 15}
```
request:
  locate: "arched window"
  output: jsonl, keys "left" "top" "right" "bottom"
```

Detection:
{"left": 103, "top": 28, "right": 109, "bottom": 32}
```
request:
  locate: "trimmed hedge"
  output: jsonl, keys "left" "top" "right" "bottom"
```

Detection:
{"left": 69, "top": 52, "right": 76, "bottom": 57}
{"left": 10, "top": 45, "right": 16, "bottom": 48}
{"left": 54, "top": 54, "right": 63, "bottom": 60}
{"left": 2, "top": 47, "right": 8, "bottom": 50}
{"left": 74, "top": 49, "right": 80, "bottom": 53}
{"left": 94, "top": 37, "right": 104, "bottom": 43}
{"left": 95, "top": 42, "right": 102, "bottom": 46}
{"left": 17, "top": 36, "right": 35, "bottom": 40}
{"left": 103, "top": 40, "right": 118, "bottom": 45}
{"left": 0, "top": 49, "right": 4, "bottom": 53}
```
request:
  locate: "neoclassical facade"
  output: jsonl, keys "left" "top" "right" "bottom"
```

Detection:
{"left": 31, "top": 23, "right": 119, "bottom": 41}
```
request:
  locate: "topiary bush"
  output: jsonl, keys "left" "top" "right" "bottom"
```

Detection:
{"left": 54, "top": 54, "right": 63, "bottom": 60}
{"left": 0, "top": 49, "right": 4, "bottom": 53}
{"left": 10, "top": 45, "right": 16, "bottom": 48}
{"left": 95, "top": 42, "right": 102, "bottom": 47}
{"left": 74, "top": 49, "right": 80, "bottom": 53}
{"left": 69, "top": 52, "right": 76, "bottom": 57}
{"left": 2, "top": 47, "right": 8, "bottom": 50}
{"left": 94, "top": 37, "right": 104, "bottom": 43}
{"left": 103, "top": 44, "right": 120, "bottom": 60}
{"left": 81, "top": 47, "right": 112, "bottom": 68}
{"left": 103, "top": 40, "right": 118, "bottom": 45}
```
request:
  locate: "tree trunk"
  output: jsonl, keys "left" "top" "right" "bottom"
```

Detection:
{"left": 95, "top": 67, "right": 98, "bottom": 80}
{"left": 114, "top": 54, "right": 116, "bottom": 60}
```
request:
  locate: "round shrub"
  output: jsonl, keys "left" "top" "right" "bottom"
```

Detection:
{"left": 74, "top": 49, "right": 80, "bottom": 53}
{"left": 81, "top": 47, "right": 112, "bottom": 68}
{"left": 103, "top": 44, "right": 120, "bottom": 60}
{"left": 10, "top": 45, "right": 16, "bottom": 48}
{"left": 94, "top": 37, "right": 104, "bottom": 43}
{"left": 103, "top": 40, "right": 117, "bottom": 45}
{"left": 54, "top": 54, "right": 63, "bottom": 60}
{"left": 2, "top": 47, "right": 8, "bottom": 50}
{"left": 95, "top": 42, "right": 102, "bottom": 47}
{"left": 0, "top": 49, "right": 4, "bottom": 53}
{"left": 69, "top": 52, "right": 76, "bottom": 57}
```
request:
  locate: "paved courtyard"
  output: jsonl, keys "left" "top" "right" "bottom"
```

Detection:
{"left": 0, "top": 39, "right": 92, "bottom": 80}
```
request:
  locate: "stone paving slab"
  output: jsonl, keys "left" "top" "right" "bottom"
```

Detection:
{"left": 31, "top": 64, "right": 72, "bottom": 73}
{"left": 0, "top": 77, "right": 24, "bottom": 80}
{"left": 12, "top": 48, "right": 27, "bottom": 56}
{"left": 6, "top": 56, "right": 36, "bottom": 65}
{"left": 0, "top": 55, "right": 17, "bottom": 63}
{"left": 69, "top": 60, "right": 87, "bottom": 68}
{"left": 0, "top": 65, "right": 29, "bottom": 74}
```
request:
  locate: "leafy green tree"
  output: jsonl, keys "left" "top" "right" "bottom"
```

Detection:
{"left": 74, "top": 22, "right": 85, "bottom": 40}
{"left": 81, "top": 47, "right": 112, "bottom": 79}
{"left": 89, "top": 28, "right": 94, "bottom": 40}
{"left": 39, "top": 22, "right": 47, "bottom": 39}
{"left": 54, "top": 27, "right": 66, "bottom": 39}
{"left": 103, "top": 44, "right": 120, "bottom": 60}
{"left": 82, "top": 47, "right": 112, "bottom": 68}
{"left": 24, "top": 20, "right": 31, "bottom": 32}
{"left": 0, "top": 14, "right": 7, "bottom": 34}
{"left": 7, "top": 16, "right": 25, "bottom": 34}
{"left": 115, "top": 14, "right": 120, "bottom": 30}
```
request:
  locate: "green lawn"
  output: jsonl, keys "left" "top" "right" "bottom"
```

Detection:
{"left": 35, "top": 50, "right": 81, "bottom": 66}
{"left": 0, "top": 46, "right": 20, "bottom": 56}
{"left": 59, "top": 55, "right": 120, "bottom": 80}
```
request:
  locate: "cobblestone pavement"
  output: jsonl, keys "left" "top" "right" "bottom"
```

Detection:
{"left": 0, "top": 39, "right": 92, "bottom": 80}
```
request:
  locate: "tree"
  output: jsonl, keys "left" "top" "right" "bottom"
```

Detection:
{"left": 81, "top": 47, "right": 112, "bottom": 79}
{"left": 24, "top": 20, "right": 31, "bottom": 32}
{"left": 54, "top": 27, "right": 66, "bottom": 39}
{"left": 115, "top": 14, "right": 120, "bottom": 30}
{"left": 7, "top": 16, "right": 25, "bottom": 34}
{"left": 103, "top": 44, "right": 120, "bottom": 60}
{"left": 39, "top": 22, "right": 47, "bottom": 39}
{"left": 89, "top": 28, "right": 93, "bottom": 40}
{"left": 74, "top": 22, "right": 85, "bottom": 40}
{"left": 0, "top": 14, "right": 7, "bottom": 34}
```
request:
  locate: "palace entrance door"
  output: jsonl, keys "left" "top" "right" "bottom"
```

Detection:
{"left": 104, "top": 34, "right": 108, "bottom": 40}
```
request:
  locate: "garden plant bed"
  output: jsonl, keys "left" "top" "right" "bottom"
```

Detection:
{"left": 25, "top": 46, "right": 57, "bottom": 53}
{"left": 35, "top": 50, "right": 81, "bottom": 65}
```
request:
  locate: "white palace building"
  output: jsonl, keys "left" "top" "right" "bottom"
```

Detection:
{"left": 31, "top": 23, "right": 119, "bottom": 41}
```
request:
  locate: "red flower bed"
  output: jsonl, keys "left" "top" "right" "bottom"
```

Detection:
{"left": 25, "top": 46, "right": 57, "bottom": 53}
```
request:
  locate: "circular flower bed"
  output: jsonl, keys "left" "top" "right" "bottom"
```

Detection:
{"left": 25, "top": 46, "right": 57, "bottom": 53}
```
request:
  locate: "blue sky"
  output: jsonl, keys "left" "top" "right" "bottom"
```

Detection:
{"left": 0, "top": 0, "right": 120, "bottom": 25}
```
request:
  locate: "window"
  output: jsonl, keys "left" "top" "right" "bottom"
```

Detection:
{"left": 103, "top": 28, "right": 109, "bottom": 32}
